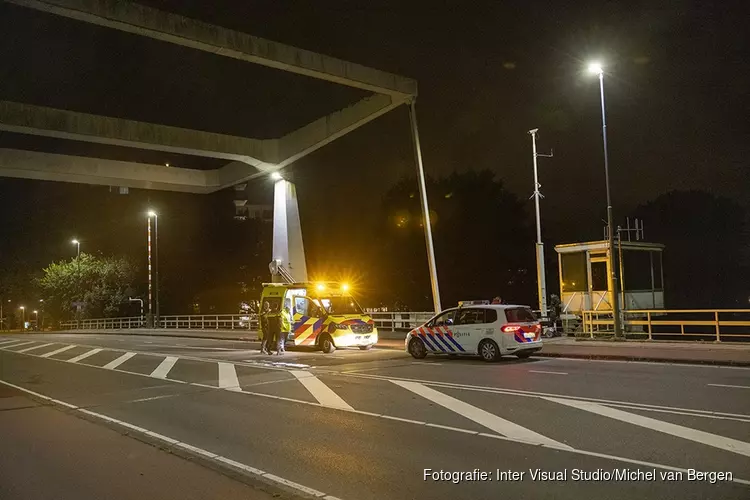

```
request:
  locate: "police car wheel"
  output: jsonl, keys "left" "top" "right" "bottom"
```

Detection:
{"left": 408, "top": 338, "right": 428, "bottom": 359}
{"left": 320, "top": 334, "right": 336, "bottom": 354}
{"left": 478, "top": 339, "right": 500, "bottom": 362}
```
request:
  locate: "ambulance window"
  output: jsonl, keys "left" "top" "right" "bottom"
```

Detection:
{"left": 429, "top": 310, "right": 455, "bottom": 327}
{"left": 456, "top": 308, "right": 485, "bottom": 325}
{"left": 294, "top": 297, "right": 308, "bottom": 316}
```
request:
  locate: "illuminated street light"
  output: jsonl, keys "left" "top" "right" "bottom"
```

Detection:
{"left": 19, "top": 306, "right": 25, "bottom": 328}
{"left": 588, "top": 62, "right": 603, "bottom": 75}
{"left": 270, "top": 172, "right": 283, "bottom": 181}
{"left": 71, "top": 239, "right": 80, "bottom": 257}
{"left": 587, "top": 60, "right": 622, "bottom": 337}
{"left": 341, "top": 283, "right": 350, "bottom": 292}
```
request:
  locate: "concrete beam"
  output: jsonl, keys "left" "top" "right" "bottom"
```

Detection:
{"left": 0, "top": 148, "right": 219, "bottom": 193}
{"left": 5, "top": 0, "right": 417, "bottom": 99}
{"left": 0, "top": 100, "right": 277, "bottom": 167}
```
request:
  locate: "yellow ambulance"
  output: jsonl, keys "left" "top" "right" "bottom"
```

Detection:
{"left": 260, "top": 282, "right": 378, "bottom": 353}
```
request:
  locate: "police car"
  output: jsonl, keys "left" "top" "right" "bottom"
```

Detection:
{"left": 405, "top": 300, "right": 542, "bottom": 362}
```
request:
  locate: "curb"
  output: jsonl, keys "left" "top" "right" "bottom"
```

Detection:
{"left": 534, "top": 351, "right": 750, "bottom": 367}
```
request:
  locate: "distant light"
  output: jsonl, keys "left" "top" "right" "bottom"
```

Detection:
{"left": 71, "top": 239, "right": 79, "bottom": 245}
{"left": 341, "top": 283, "right": 350, "bottom": 292}
{"left": 19, "top": 306, "right": 24, "bottom": 310}
{"left": 271, "top": 172, "right": 283, "bottom": 181}
{"left": 316, "top": 283, "right": 326, "bottom": 291}
{"left": 165, "top": 163, "right": 170, "bottom": 167}
{"left": 147, "top": 210, "right": 157, "bottom": 218}
{"left": 588, "top": 62, "right": 603, "bottom": 75}
{"left": 33, "top": 310, "right": 38, "bottom": 314}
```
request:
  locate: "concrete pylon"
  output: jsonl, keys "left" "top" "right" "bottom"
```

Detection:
{"left": 272, "top": 179, "right": 308, "bottom": 283}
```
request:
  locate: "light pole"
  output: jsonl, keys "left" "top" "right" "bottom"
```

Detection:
{"left": 33, "top": 310, "right": 38, "bottom": 330}
{"left": 1, "top": 299, "right": 8, "bottom": 331}
{"left": 588, "top": 62, "right": 622, "bottom": 337}
{"left": 71, "top": 239, "right": 80, "bottom": 258}
{"left": 72, "top": 239, "right": 82, "bottom": 321}
{"left": 528, "top": 128, "right": 553, "bottom": 318}
{"left": 147, "top": 210, "right": 160, "bottom": 327}
{"left": 19, "top": 306, "right": 25, "bottom": 330}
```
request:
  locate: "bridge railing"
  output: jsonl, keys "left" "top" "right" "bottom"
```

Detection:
{"left": 582, "top": 309, "right": 750, "bottom": 342}
{"left": 59, "top": 311, "right": 436, "bottom": 332}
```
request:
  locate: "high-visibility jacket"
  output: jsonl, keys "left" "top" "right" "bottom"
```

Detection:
{"left": 280, "top": 308, "right": 292, "bottom": 333}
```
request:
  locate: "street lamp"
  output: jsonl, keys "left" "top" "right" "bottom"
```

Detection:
{"left": 587, "top": 61, "right": 622, "bottom": 337}
{"left": 33, "top": 310, "right": 38, "bottom": 329}
{"left": 19, "top": 306, "right": 25, "bottom": 329}
{"left": 147, "top": 210, "right": 160, "bottom": 327}
{"left": 71, "top": 239, "right": 80, "bottom": 257}
{"left": 528, "top": 128, "right": 553, "bottom": 318}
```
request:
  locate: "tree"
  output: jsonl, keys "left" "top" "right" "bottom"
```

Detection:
{"left": 631, "top": 190, "right": 749, "bottom": 308}
{"left": 380, "top": 170, "right": 535, "bottom": 309}
{"left": 38, "top": 254, "right": 138, "bottom": 321}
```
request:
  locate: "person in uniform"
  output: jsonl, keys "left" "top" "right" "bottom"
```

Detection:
{"left": 278, "top": 300, "right": 292, "bottom": 355}
{"left": 266, "top": 303, "right": 280, "bottom": 356}
{"left": 259, "top": 301, "right": 271, "bottom": 354}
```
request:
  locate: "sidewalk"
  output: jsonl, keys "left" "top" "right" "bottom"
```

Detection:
{"left": 0, "top": 383, "right": 277, "bottom": 500}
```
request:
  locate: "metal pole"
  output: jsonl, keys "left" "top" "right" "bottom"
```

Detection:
{"left": 147, "top": 216, "right": 152, "bottom": 321}
{"left": 529, "top": 129, "right": 548, "bottom": 318}
{"left": 154, "top": 214, "right": 160, "bottom": 327}
{"left": 408, "top": 98, "right": 442, "bottom": 313}
{"left": 597, "top": 70, "right": 622, "bottom": 337}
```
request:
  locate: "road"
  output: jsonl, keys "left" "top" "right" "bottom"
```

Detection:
{"left": 1, "top": 333, "right": 749, "bottom": 499}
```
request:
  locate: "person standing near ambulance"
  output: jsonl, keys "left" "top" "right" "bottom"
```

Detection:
{"left": 266, "top": 303, "right": 280, "bottom": 356}
{"left": 278, "top": 300, "right": 292, "bottom": 355}
{"left": 259, "top": 301, "right": 271, "bottom": 354}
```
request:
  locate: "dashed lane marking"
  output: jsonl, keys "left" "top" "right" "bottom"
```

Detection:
{"left": 67, "top": 348, "right": 103, "bottom": 364}
{"left": 528, "top": 370, "right": 568, "bottom": 375}
{"left": 150, "top": 356, "right": 179, "bottom": 379}
{"left": 291, "top": 370, "right": 353, "bottom": 410}
{"left": 103, "top": 352, "right": 138, "bottom": 370}
{"left": 39, "top": 345, "right": 77, "bottom": 358}
{"left": 17, "top": 342, "right": 55, "bottom": 353}
{"left": 708, "top": 383, "right": 750, "bottom": 390}
{"left": 218, "top": 362, "right": 241, "bottom": 391}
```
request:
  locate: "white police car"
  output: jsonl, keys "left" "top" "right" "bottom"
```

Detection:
{"left": 404, "top": 301, "right": 542, "bottom": 362}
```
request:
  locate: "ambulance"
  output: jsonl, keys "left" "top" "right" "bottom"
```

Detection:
{"left": 260, "top": 282, "right": 377, "bottom": 353}
{"left": 404, "top": 300, "right": 542, "bottom": 362}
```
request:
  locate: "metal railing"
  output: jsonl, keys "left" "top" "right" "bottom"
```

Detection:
{"left": 59, "top": 311, "right": 436, "bottom": 332}
{"left": 582, "top": 309, "right": 750, "bottom": 342}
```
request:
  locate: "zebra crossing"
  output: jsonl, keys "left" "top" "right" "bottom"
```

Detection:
{"left": 2, "top": 338, "right": 750, "bottom": 481}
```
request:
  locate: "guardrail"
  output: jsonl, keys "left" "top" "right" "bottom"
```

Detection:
{"left": 59, "top": 311, "right": 436, "bottom": 332}
{"left": 582, "top": 309, "right": 750, "bottom": 341}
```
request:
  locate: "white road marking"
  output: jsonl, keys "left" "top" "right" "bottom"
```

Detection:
{"left": 128, "top": 394, "right": 180, "bottom": 404}
{"left": 16, "top": 342, "right": 55, "bottom": 353}
{"left": 0, "top": 380, "right": 339, "bottom": 499}
{"left": 546, "top": 396, "right": 750, "bottom": 458}
{"left": 3, "top": 340, "right": 36, "bottom": 349}
{"left": 291, "top": 370, "right": 353, "bottom": 410}
{"left": 708, "top": 383, "right": 750, "bottom": 390}
{"left": 39, "top": 345, "right": 77, "bottom": 358}
{"left": 413, "top": 362, "right": 443, "bottom": 366}
{"left": 67, "top": 348, "right": 103, "bottom": 363}
{"left": 150, "top": 356, "right": 179, "bottom": 379}
{"left": 218, "top": 362, "right": 241, "bottom": 391}
{"left": 0, "top": 339, "right": 23, "bottom": 346}
{"left": 528, "top": 370, "right": 568, "bottom": 375}
{"left": 103, "top": 352, "right": 137, "bottom": 370}
{"left": 4, "top": 354, "right": 750, "bottom": 486}
{"left": 392, "top": 380, "right": 571, "bottom": 449}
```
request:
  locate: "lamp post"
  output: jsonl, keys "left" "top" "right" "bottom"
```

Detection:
{"left": 33, "top": 310, "right": 38, "bottom": 330}
{"left": 72, "top": 239, "right": 82, "bottom": 321}
{"left": 528, "top": 128, "right": 553, "bottom": 318}
{"left": 71, "top": 239, "right": 80, "bottom": 258}
{"left": 19, "top": 306, "right": 25, "bottom": 330}
{"left": 147, "top": 210, "right": 160, "bottom": 327}
{"left": 588, "top": 62, "right": 622, "bottom": 337}
{"left": 1, "top": 299, "right": 8, "bottom": 331}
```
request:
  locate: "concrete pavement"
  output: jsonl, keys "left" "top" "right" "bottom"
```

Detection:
{"left": 1, "top": 333, "right": 749, "bottom": 500}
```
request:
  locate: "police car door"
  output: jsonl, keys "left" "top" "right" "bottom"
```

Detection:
{"left": 454, "top": 308, "right": 488, "bottom": 354}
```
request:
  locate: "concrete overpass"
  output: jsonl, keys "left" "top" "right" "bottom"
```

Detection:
{"left": 0, "top": 0, "right": 442, "bottom": 311}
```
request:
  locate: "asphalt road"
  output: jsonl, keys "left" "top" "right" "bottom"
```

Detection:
{"left": 1, "top": 333, "right": 749, "bottom": 500}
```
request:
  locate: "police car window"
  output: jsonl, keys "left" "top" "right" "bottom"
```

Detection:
{"left": 456, "top": 309, "right": 485, "bottom": 325}
{"left": 505, "top": 307, "right": 536, "bottom": 323}
{"left": 483, "top": 309, "right": 498, "bottom": 323}
{"left": 430, "top": 310, "right": 455, "bottom": 327}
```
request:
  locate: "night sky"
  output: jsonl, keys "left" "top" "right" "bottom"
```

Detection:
{"left": 1, "top": 0, "right": 748, "bottom": 311}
